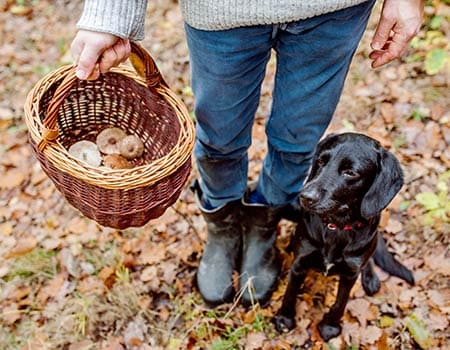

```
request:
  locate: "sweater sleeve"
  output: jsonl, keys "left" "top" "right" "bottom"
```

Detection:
{"left": 76, "top": 0, "right": 148, "bottom": 41}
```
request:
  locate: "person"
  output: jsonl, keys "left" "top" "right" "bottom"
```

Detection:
{"left": 71, "top": 0, "right": 424, "bottom": 307}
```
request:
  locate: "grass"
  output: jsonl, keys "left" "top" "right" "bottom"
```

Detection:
{"left": 4, "top": 248, "right": 58, "bottom": 282}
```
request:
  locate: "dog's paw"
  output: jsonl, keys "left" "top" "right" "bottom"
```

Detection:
{"left": 274, "top": 315, "right": 296, "bottom": 333}
{"left": 362, "top": 272, "right": 381, "bottom": 296}
{"left": 317, "top": 319, "right": 342, "bottom": 341}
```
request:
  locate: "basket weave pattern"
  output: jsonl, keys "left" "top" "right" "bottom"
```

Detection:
{"left": 25, "top": 43, "right": 195, "bottom": 229}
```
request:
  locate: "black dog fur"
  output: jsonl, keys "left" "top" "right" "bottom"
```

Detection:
{"left": 275, "top": 132, "right": 414, "bottom": 341}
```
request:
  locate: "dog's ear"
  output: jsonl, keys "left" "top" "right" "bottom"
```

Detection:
{"left": 361, "top": 148, "right": 404, "bottom": 219}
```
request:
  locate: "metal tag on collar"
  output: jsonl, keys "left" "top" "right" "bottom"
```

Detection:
{"left": 327, "top": 223, "right": 338, "bottom": 230}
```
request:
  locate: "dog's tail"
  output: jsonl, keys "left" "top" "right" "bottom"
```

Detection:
{"left": 374, "top": 233, "right": 415, "bottom": 285}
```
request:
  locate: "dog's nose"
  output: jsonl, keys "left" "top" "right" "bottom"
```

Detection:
{"left": 300, "top": 188, "right": 321, "bottom": 207}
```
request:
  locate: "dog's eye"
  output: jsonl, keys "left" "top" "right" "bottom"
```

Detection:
{"left": 317, "top": 157, "right": 326, "bottom": 167}
{"left": 342, "top": 170, "right": 359, "bottom": 178}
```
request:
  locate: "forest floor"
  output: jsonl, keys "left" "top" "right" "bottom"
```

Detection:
{"left": 0, "top": 0, "right": 449, "bottom": 349}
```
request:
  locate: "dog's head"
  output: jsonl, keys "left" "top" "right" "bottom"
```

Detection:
{"left": 300, "top": 133, "right": 403, "bottom": 221}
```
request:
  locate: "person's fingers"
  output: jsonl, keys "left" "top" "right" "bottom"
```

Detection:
{"left": 371, "top": 50, "right": 397, "bottom": 68}
{"left": 98, "top": 39, "right": 131, "bottom": 73}
{"left": 70, "top": 38, "right": 83, "bottom": 65}
{"left": 115, "top": 39, "right": 131, "bottom": 64}
{"left": 76, "top": 43, "right": 104, "bottom": 79}
{"left": 98, "top": 48, "right": 119, "bottom": 74}
{"left": 371, "top": 27, "right": 416, "bottom": 68}
{"left": 371, "top": 13, "right": 395, "bottom": 50}
{"left": 86, "top": 63, "right": 101, "bottom": 80}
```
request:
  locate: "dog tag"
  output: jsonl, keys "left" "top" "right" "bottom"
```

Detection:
{"left": 325, "top": 262, "right": 334, "bottom": 276}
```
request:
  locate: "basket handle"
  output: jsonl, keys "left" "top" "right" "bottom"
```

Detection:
{"left": 38, "top": 42, "right": 167, "bottom": 151}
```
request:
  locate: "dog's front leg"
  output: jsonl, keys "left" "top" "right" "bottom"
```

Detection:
{"left": 318, "top": 273, "right": 358, "bottom": 341}
{"left": 274, "top": 266, "right": 308, "bottom": 332}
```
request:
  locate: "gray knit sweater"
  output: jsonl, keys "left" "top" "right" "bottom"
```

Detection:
{"left": 77, "top": 0, "right": 369, "bottom": 40}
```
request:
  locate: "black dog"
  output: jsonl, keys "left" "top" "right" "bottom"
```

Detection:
{"left": 275, "top": 132, "right": 414, "bottom": 341}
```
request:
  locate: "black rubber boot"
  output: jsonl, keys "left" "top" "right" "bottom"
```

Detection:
{"left": 240, "top": 187, "right": 283, "bottom": 306}
{"left": 191, "top": 180, "right": 242, "bottom": 306}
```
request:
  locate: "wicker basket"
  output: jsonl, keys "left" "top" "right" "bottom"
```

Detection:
{"left": 24, "top": 42, "right": 195, "bottom": 229}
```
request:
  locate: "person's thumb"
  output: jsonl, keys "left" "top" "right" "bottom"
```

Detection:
{"left": 76, "top": 44, "right": 104, "bottom": 79}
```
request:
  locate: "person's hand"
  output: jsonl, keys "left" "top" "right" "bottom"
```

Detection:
{"left": 71, "top": 30, "right": 131, "bottom": 80}
{"left": 370, "top": 0, "right": 424, "bottom": 68}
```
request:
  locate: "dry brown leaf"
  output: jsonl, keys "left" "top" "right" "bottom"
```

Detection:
{"left": 245, "top": 331, "right": 267, "bottom": 350}
{"left": 66, "top": 217, "right": 88, "bottom": 235}
{"left": 427, "top": 310, "right": 449, "bottom": 331}
{"left": 0, "top": 222, "right": 14, "bottom": 236}
{"left": 100, "top": 337, "right": 125, "bottom": 350}
{"left": 375, "top": 330, "right": 390, "bottom": 350}
{"left": 98, "top": 266, "right": 116, "bottom": 282}
{"left": 8, "top": 286, "right": 31, "bottom": 302}
{"left": 360, "top": 325, "right": 382, "bottom": 345}
{"left": 0, "top": 168, "right": 25, "bottom": 189}
{"left": 58, "top": 248, "right": 78, "bottom": 277}
{"left": 139, "top": 242, "right": 166, "bottom": 265}
{"left": 68, "top": 340, "right": 94, "bottom": 350}
{"left": 380, "top": 102, "right": 396, "bottom": 124}
{"left": 2, "top": 303, "right": 21, "bottom": 325}
{"left": 158, "top": 305, "right": 170, "bottom": 322}
{"left": 140, "top": 265, "right": 158, "bottom": 282}
{"left": 347, "top": 298, "right": 371, "bottom": 326}
{"left": 424, "top": 251, "right": 450, "bottom": 276}
{"left": 77, "top": 276, "right": 104, "bottom": 294}
{"left": 4, "top": 237, "right": 38, "bottom": 259}
{"left": 426, "top": 290, "right": 447, "bottom": 308}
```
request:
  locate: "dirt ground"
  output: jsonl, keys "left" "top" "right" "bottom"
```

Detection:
{"left": 0, "top": 0, "right": 449, "bottom": 349}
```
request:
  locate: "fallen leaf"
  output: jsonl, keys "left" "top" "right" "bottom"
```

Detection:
{"left": 10, "top": 5, "right": 33, "bottom": 16}
{"left": 139, "top": 242, "right": 166, "bottom": 265}
{"left": 426, "top": 289, "right": 446, "bottom": 308}
{"left": 245, "top": 332, "right": 266, "bottom": 350}
{"left": 140, "top": 265, "right": 158, "bottom": 282}
{"left": 66, "top": 217, "right": 88, "bottom": 235}
{"left": 99, "top": 266, "right": 116, "bottom": 289}
{"left": 37, "top": 274, "right": 65, "bottom": 304}
{"left": 406, "top": 313, "right": 432, "bottom": 349}
{"left": 376, "top": 331, "right": 390, "bottom": 350}
{"left": 360, "top": 325, "right": 382, "bottom": 345}
{"left": 0, "top": 222, "right": 14, "bottom": 236}
{"left": 77, "top": 276, "right": 104, "bottom": 294}
{"left": 58, "top": 248, "right": 79, "bottom": 277}
{"left": 424, "top": 251, "right": 450, "bottom": 276}
{"left": 0, "top": 169, "right": 25, "bottom": 189}
{"left": 4, "top": 237, "right": 38, "bottom": 259}
{"left": 347, "top": 298, "right": 371, "bottom": 326}
{"left": 427, "top": 311, "right": 448, "bottom": 331}
{"left": 378, "top": 315, "right": 395, "bottom": 328}
{"left": 2, "top": 303, "right": 21, "bottom": 324}
{"left": 68, "top": 340, "right": 94, "bottom": 350}
{"left": 124, "top": 318, "right": 147, "bottom": 348}
{"left": 384, "top": 218, "right": 403, "bottom": 234}
{"left": 100, "top": 337, "right": 124, "bottom": 350}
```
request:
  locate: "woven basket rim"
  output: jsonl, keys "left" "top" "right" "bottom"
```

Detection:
{"left": 25, "top": 64, "right": 195, "bottom": 190}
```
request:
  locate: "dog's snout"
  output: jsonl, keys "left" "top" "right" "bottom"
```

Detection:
{"left": 300, "top": 187, "right": 321, "bottom": 207}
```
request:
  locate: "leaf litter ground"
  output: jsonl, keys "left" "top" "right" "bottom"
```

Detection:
{"left": 0, "top": 1, "right": 449, "bottom": 349}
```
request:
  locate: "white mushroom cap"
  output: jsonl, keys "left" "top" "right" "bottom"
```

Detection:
{"left": 68, "top": 140, "right": 102, "bottom": 167}
{"left": 96, "top": 127, "right": 127, "bottom": 154}
{"left": 119, "top": 134, "right": 144, "bottom": 159}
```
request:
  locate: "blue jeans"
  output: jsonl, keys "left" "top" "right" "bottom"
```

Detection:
{"left": 185, "top": 0, "right": 375, "bottom": 208}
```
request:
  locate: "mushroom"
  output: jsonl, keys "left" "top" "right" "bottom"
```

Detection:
{"left": 68, "top": 140, "right": 102, "bottom": 167}
{"left": 119, "top": 134, "right": 144, "bottom": 159}
{"left": 103, "top": 154, "right": 132, "bottom": 169}
{"left": 96, "top": 127, "right": 127, "bottom": 154}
